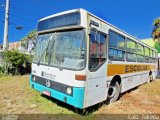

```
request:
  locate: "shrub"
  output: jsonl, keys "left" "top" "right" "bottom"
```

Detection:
{"left": 2, "top": 50, "right": 32, "bottom": 75}
{"left": 0, "top": 66, "right": 5, "bottom": 74}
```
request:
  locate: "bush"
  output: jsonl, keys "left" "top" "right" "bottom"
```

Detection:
{"left": 0, "top": 66, "right": 5, "bottom": 74}
{"left": 2, "top": 50, "right": 32, "bottom": 75}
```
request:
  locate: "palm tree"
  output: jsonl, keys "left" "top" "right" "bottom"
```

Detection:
{"left": 152, "top": 18, "right": 160, "bottom": 42}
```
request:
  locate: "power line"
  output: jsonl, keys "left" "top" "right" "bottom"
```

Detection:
{"left": 0, "top": 0, "right": 38, "bottom": 46}
{"left": 9, "top": 21, "right": 19, "bottom": 26}
{"left": 0, "top": 19, "right": 29, "bottom": 30}
{"left": 0, "top": 19, "right": 19, "bottom": 28}
{"left": 7, "top": 2, "right": 38, "bottom": 29}
{"left": 9, "top": 13, "right": 36, "bottom": 21}
{"left": 1, "top": 18, "right": 25, "bottom": 28}
{"left": 1, "top": 1, "right": 40, "bottom": 24}
{"left": 9, "top": 2, "right": 42, "bottom": 19}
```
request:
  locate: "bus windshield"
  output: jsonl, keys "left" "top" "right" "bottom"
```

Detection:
{"left": 33, "top": 30, "right": 86, "bottom": 70}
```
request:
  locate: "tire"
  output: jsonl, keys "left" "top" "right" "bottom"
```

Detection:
{"left": 149, "top": 74, "right": 153, "bottom": 82}
{"left": 107, "top": 81, "right": 120, "bottom": 103}
{"left": 148, "top": 71, "right": 153, "bottom": 82}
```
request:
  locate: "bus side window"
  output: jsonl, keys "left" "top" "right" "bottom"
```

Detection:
{"left": 108, "top": 30, "right": 125, "bottom": 60}
{"left": 89, "top": 31, "right": 106, "bottom": 70}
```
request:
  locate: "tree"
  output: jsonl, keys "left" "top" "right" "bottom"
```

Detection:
{"left": 154, "top": 41, "right": 160, "bottom": 53}
{"left": 21, "top": 30, "right": 36, "bottom": 50}
{"left": 21, "top": 30, "right": 36, "bottom": 41}
{"left": 152, "top": 18, "right": 160, "bottom": 42}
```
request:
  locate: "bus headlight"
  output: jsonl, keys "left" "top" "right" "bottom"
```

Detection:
{"left": 66, "top": 87, "right": 72, "bottom": 95}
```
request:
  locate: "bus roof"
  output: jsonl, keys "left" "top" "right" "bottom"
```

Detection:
{"left": 39, "top": 8, "right": 157, "bottom": 52}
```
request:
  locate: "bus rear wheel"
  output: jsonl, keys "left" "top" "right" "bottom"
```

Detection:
{"left": 107, "top": 81, "right": 120, "bottom": 103}
{"left": 148, "top": 71, "right": 153, "bottom": 82}
{"left": 149, "top": 74, "right": 153, "bottom": 82}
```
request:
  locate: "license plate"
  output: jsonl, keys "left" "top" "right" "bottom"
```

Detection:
{"left": 42, "top": 90, "right": 51, "bottom": 97}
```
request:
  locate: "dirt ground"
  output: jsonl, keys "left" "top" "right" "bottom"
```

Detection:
{"left": 0, "top": 75, "right": 160, "bottom": 116}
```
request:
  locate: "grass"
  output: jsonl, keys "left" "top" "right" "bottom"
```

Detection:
{"left": 0, "top": 75, "right": 95, "bottom": 120}
{"left": 0, "top": 75, "right": 160, "bottom": 119}
{"left": 0, "top": 75, "right": 75, "bottom": 114}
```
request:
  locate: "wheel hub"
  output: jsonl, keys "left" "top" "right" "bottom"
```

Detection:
{"left": 108, "top": 86, "right": 116, "bottom": 98}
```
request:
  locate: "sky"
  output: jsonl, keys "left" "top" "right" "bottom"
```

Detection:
{"left": 0, "top": 0, "right": 160, "bottom": 44}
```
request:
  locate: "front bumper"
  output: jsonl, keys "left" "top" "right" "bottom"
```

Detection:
{"left": 30, "top": 74, "right": 85, "bottom": 109}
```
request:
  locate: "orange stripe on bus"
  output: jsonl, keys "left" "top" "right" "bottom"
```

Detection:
{"left": 107, "top": 64, "right": 156, "bottom": 76}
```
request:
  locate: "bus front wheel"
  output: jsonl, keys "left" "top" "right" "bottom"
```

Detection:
{"left": 107, "top": 81, "right": 120, "bottom": 103}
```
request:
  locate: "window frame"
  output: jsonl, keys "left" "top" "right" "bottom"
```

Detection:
{"left": 144, "top": 47, "right": 150, "bottom": 63}
{"left": 108, "top": 29, "right": 157, "bottom": 63}
{"left": 108, "top": 29, "right": 125, "bottom": 61}
{"left": 89, "top": 30, "right": 107, "bottom": 71}
{"left": 126, "top": 38, "right": 137, "bottom": 62}
{"left": 136, "top": 43, "right": 144, "bottom": 63}
{"left": 126, "top": 38, "right": 137, "bottom": 53}
{"left": 151, "top": 50, "right": 157, "bottom": 63}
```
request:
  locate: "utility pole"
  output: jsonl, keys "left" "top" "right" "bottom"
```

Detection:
{"left": 3, "top": 0, "right": 10, "bottom": 50}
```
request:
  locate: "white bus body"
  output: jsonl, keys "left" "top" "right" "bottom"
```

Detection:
{"left": 30, "top": 9, "right": 158, "bottom": 109}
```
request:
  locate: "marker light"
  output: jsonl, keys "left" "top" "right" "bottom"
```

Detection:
{"left": 75, "top": 74, "right": 86, "bottom": 81}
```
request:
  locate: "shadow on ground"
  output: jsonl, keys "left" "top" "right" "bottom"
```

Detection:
{"left": 41, "top": 94, "right": 107, "bottom": 115}
{"left": 40, "top": 86, "right": 140, "bottom": 115}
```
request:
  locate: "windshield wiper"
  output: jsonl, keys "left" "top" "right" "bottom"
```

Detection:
{"left": 36, "top": 33, "right": 63, "bottom": 71}
{"left": 55, "top": 57, "right": 63, "bottom": 71}
{"left": 54, "top": 33, "right": 63, "bottom": 71}
{"left": 37, "top": 40, "right": 51, "bottom": 66}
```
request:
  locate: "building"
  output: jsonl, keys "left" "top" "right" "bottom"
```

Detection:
{"left": 9, "top": 41, "right": 22, "bottom": 50}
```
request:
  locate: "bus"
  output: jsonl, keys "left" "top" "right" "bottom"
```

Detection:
{"left": 30, "top": 8, "right": 158, "bottom": 109}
